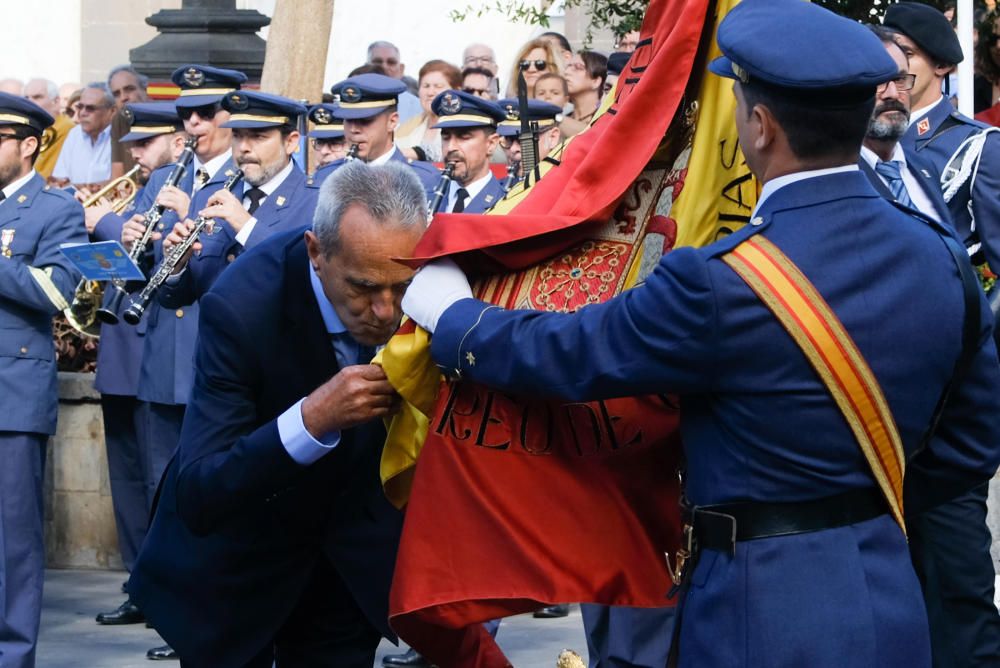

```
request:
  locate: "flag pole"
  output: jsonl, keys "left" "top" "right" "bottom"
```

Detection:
{"left": 957, "top": 0, "right": 974, "bottom": 116}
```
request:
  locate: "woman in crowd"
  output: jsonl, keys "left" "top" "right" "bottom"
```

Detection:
{"left": 565, "top": 50, "right": 608, "bottom": 127}
{"left": 397, "top": 59, "right": 462, "bottom": 162}
{"left": 505, "top": 38, "right": 564, "bottom": 98}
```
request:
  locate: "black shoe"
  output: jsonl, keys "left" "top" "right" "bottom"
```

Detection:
{"left": 146, "top": 644, "right": 178, "bottom": 661}
{"left": 96, "top": 599, "right": 146, "bottom": 625}
{"left": 382, "top": 648, "right": 430, "bottom": 667}
{"left": 121, "top": 580, "right": 128, "bottom": 594}
{"left": 533, "top": 604, "right": 570, "bottom": 618}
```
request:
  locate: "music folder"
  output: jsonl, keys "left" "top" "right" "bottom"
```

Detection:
{"left": 59, "top": 241, "right": 145, "bottom": 282}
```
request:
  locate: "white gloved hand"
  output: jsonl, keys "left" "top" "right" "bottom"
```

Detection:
{"left": 401, "top": 258, "right": 473, "bottom": 333}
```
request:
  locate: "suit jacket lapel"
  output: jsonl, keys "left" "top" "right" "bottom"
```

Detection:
{"left": 246, "top": 166, "right": 304, "bottom": 247}
{"left": 0, "top": 173, "right": 42, "bottom": 226}
{"left": 858, "top": 159, "right": 897, "bottom": 202}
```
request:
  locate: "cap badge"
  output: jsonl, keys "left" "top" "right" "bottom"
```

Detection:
{"left": 917, "top": 117, "right": 930, "bottom": 136}
{"left": 227, "top": 92, "right": 249, "bottom": 111}
{"left": 184, "top": 67, "right": 206, "bottom": 88}
{"left": 504, "top": 104, "right": 519, "bottom": 121}
{"left": 313, "top": 107, "right": 332, "bottom": 124}
{"left": 440, "top": 92, "right": 462, "bottom": 115}
{"left": 731, "top": 62, "right": 750, "bottom": 84}
{"left": 122, "top": 107, "right": 134, "bottom": 124}
{"left": 340, "top": 86, "right": 362, "bottom": 103}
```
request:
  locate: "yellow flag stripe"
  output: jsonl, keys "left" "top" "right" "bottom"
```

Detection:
{"left": 724, "top": 237, "right": 905, "bottom": 531}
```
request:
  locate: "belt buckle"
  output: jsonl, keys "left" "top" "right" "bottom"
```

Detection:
{"left": 666, "top": 523, "right": 694, "bottom": 586}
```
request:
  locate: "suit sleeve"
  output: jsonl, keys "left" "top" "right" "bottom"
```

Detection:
{"left": 969, "top": 131, "right": 1000, "bottom": 273}
{"left": 157, "top": 267, "right": 197, "bottom": 309}
{"left": 906, "top": 285, "right": 1000, "bottom": 514}
{"left": 174, "top": 290, "right": 308, "bottom": 536}
{"left": 0, "top": 196, "right": 86, "bottom": 314}
{"left": 430, "top": 246, "right": 719, "bottom": 401}
{"left": 92, "top": 212, "right": 126, "bottom": 244}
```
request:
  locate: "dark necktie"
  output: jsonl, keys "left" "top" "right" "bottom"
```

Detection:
{"left": 330, "top": 332, "right": 375, "bottom": 369}
{"left": 194, "top": 168, "right": 209, "bottom": 192}
{"left": 244, "top": 187, "right": 266, "bottom": 215}
{"left": 452, "top": 187, "right": 469, "bottom": 213}
{"left": 874, "top": 160, "right": 913, "bottom": 209}
{"left": 0, "top": 191, "right": 6, "bottom": 204}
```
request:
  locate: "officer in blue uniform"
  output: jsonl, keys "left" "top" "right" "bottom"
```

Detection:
{"left": 91, "top": 102, "right": 188, "bottom": 628}
{"left": 401, "top": 2, "right": 1000, "bottom": 666}
{"left": 886, "top": 3, "right": 1000, "bottom": 275}
{"left": 314, "top": 73, "right": 439, "bottom": 197}
{"left": 157, "top": 91, "right": 316, "bottom": 307}
{"left": 0, "top": 92, "right": 86, "bottom": 668}
{"left": 878, "top": 7, "right": 1000, "bottom": 666}
{"left": 133, "top": 64, "right": 246, "bottom": 662}
{"left": 430, "top": 90, "right": 506, "bottom": 215}
{"left": 307, "top": 103, "right": 347, "bottom": 169}
{"left": 495, "top": 97, "right": 564, "bottom": 193}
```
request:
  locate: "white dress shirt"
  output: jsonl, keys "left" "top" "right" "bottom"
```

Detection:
{"left": 446, "top": 171, "right": 493, "bottom": 213}
{"left": 193, "top": 149, "right": 233, "bottom": 192}
{"left": 860, "top": 144, "right": 940, "bottom": 221}
{"left": 52, "top": 124, "right": 111, "bottom": 184}
{"left": 752, "top": 165, "right": 859, "bottom": 217}
{"left": 234, "top": 159, "right": 295, "bottom": 246}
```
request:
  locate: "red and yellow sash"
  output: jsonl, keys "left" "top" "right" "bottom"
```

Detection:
{"left": 723, "top": 236, "right": 906, "bottom": 532}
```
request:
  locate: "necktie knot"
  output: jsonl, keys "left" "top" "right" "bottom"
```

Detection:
{"left": 452, "top": 187, "right": 470, "bottom": 213}
{"left": 875, "top": 160, "right": 903, "bottom": 181}
{"left": 194, "top": 168, "right": 209, "bottom": 191}
{"left": 244, "top": 187, "right": 266, "bottom": 215}
{"left": 0, "top": 191, "right": 6, "bottom": 203}
{"left": 874, "top": 160, "right": 913, "bottom": 208}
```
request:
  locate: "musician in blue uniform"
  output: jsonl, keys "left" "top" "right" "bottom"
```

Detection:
{"left": 314, "top": 74, "right": 439, "bottom": 196}
{"left": 430, "top": 90, "right": 505, "bottom": 214}
{"left": 495, "top": 97, "right": 563, "bottom": 192}
{"left": 877, "top": 8, "right": 1000, "bottom": 666}
{"left": 0, "top": 92, "right": 86, "bottom": 668}
{"left": 307, "top": 103, "right": 347, "bottom": 168}
{"left": 401, "top": 2, "right": 1000, "bottom": 666}
{"left": 91, "top": 102, "right": 189, "bottom": 628}
{"left": 158, "top": 91, "right": 317, "bottom": 307}
{"left": 885, "top": 3, "right": 1000, "bottom": 276}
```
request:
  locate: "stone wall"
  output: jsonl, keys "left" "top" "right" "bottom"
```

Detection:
{"left": 44, "top": 372, "right": 122, "bottom": 570}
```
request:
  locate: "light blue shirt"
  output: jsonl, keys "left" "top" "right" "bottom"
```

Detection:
{"left": 52, "top": 124, "right": 112, "bottom": 184}
{"left": 276, "top": 265, "right": 346, "bottom": 465}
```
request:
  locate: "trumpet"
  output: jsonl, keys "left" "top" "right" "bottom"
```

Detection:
{"left": 63, "top": 164, "right": 144, "bottom": 337}
{"left": 98, "top": 138, "right": 198, "bottom": 325}
{"left": 82, "top": 164, "right": 142, "bottom": 214}
{"left": 427, "top": 162, "right": 456, "bottom": 221}
{"left": 123, "top": 169, "right": 243, "bottom": 326}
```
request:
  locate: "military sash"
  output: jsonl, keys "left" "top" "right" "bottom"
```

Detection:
{"left": 723, "top": 236, "right": 906, "bottom": 532}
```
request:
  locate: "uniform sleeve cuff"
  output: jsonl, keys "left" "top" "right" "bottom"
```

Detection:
{"left": 234, "top": 217, "right": 258, "bottom": 246}
{"left": 276, "top": 397, "right": 341, "bottom": 465}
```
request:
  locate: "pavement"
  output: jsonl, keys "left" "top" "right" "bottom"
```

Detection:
{"left": 37, "top": 569, "right": 587, "bottom": 667}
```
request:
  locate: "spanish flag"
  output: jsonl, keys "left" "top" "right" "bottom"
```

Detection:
{"left": 379, "top": 0, "right": 757, "bottom": 665}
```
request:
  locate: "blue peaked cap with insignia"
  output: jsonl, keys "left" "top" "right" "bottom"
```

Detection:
{"left": 495, "top": 97, "right": 562, "bottom": 137}
{"left": 120, "top": 102, "right": 183, "bottom": 143}
{"left": 431, "top": 90, "right": 505, "bottom": 129}
{"left": 220, "top": 91, "right": 306, "bottom": 129}
{"left": 329, "top": 74, "right": 406, "bottom": 120}
{"left": 708, "top": 0, "right": 897, "bottom": 103}
{"left": 0, "top": 92, "right": 53, "bottom": 134}
{"left": 170, "top": 64, "right": 248, "bottom": 108}
{"left": 307, "top": 104, "right": 344, "bottom": 139}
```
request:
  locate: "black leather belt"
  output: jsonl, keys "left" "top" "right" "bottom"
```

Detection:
{"left": 691, "top": 487, "right": 888, "bottom": 555}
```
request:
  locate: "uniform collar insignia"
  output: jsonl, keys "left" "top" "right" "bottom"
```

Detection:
{"left": 275, "top": 195, "right": 286, "bottom": 206}
{"left": 484, "top": 194, "right": 494, "bottom": 203}
{"left": 917, "top": 117, "right": 930, "bottom": 136}
{"left": 17, "top": 194, "right": 27, "bottom": 203}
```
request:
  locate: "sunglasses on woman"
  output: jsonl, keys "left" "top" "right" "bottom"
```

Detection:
{"left": 519, "top": 60, "right": 548, "bottom": 72}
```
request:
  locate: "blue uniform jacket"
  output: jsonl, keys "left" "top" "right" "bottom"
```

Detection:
{"left": 136, "top": 162, "right": 200, "bottom": 406}
{"left": 441, "top": 174, "right": 505, "bottom": 214}
{"left": 158, "top": 163, "right": 317, "bottom": 308}
{"left": 429, "top": 170, "right": 1000, "bottom": 668}
{"left": 0, "top": 172, "right": 86, "bottom": 434}
{"left": 858, "top": 151, "right": 952, "bottom": 225}
{"left": 92, "top": 190, "right": 154, "bottom": 397}
{"left": 901, "top": 97, "right": 1000, "bottom": 271}
{"left": 129, "top": 228, "right": 403, "bottom": 665}
{"left": 309, "top": 146, "right": 441, "bottom": 201}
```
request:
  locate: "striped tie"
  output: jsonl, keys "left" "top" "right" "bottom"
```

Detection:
{"left": 874, "top": 160, "right": 913, "bottom": 209}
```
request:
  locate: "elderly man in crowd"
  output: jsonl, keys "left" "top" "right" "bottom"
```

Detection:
{"left": 107, "top": 65, "right": 150, "bottom": 178}
{"left": 366, "top": 40, "right": 422, "bottom": 123}
{"left": 51, "top": 82, "right": 115, "bottom": 186}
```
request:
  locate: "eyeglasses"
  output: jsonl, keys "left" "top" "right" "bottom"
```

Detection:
{"left": 0, "top": 133, "right": 24, "bottom": 146}
{"left": 877, "top": 73, "right": 916, "bottom": 93}
{"left": 464, "top": 55, "right": 495, "bottom": 66}
{"left": 310, "top": 137, "right": 344, "bottom": 149}
{"left": 177, "top": 104, "right": 220, "bottom": 121}
{"left": 462, "top": 87, "right": 490, "bottom": 97}
{"left": 78, "top": 103, "right": 111, "bottom": 114}
{"left": 370, "top": 58, "right": 400, "bottom": 67}
{"left": 519, "top": 60, "right": 548, "bottom": 72}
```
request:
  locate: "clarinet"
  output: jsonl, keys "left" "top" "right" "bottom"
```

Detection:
{"left": 345, "top": 143, "right": 359, "bottom": 161}
{"left": 501, "top": 159, "right": 521, "bottom": 193}
{"left": 97, "top": 138, "right": 198, "bottom": 325}
{"left": 122, "top": 169, "right": 243, "bottom": 326}
{"left": 427, "top": 162, "right": 456, "bottom": 221}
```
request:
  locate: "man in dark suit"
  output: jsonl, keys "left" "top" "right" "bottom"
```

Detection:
{"left": 129, "top": 160, "right": 426, "bottom": 667}
{"left": 860, "top": 26, "right": 1000, "bottom": 668}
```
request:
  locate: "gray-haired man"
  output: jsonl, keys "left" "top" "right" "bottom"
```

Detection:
{"left": 129, "top": 161, "right": 424, "bottom": 667}
{"left": 51, "top": 82, "right": 115, "bottom": 185}
{"left": 107, "top": 64, "right": 149, "bottom": 179}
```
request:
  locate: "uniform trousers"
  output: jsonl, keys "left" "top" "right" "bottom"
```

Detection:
{"left": 142, "top": 402, "right": 185, "bottom": 510}
{"left": 101, "top": 395, "right": 147, "bottom": 571}
{"left": 180, "top": 557, "right": 381, "bottom": 668}
{"left": 580, "top": 604, "right": 675, "bottom": 668}
{"left": 908, "top": 482, "right": 1000, "bottom": 667}
{"left": 0, "top": 432, "right": 47, "bottom": 668}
